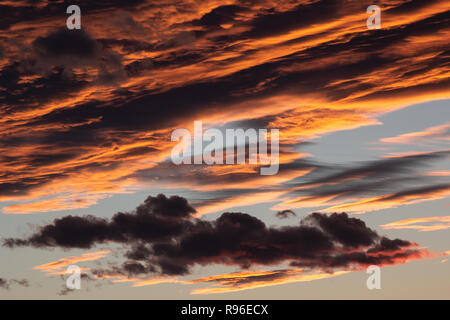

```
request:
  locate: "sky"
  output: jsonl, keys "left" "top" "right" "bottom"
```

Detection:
{"left": 0, "top": 0, "right": 449, "bottom": 299}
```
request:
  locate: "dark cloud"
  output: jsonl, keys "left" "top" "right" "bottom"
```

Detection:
{"left": 27, "top": 28, "right": 126, "bottom": 83}
{"left": 0, "top": 277, "right": 29, "bottom": 290}
{"left": 0, "top": 1, "right": 146, "bottom": 30}
{"left": 130, "top": 156, "right": 315, "bottom": 187}
{"left": 283, "top": 150, "right": 450, "bottom": 204}
{"left": 193, "top": 5, "right": 247, "bottom": 27}
{"left": 33, "top": 28, "right": 98, "bottom": 58}
{"left": 378, "top": 183, "right": 450, "bottom": 201}
{"left": 0, "top": 278, "right": 7, "bottom": 289}
{"left": 3, "top": 194, "right": 196, "bottom": 249}
{"left": 243, "top": 0, "right": 345, "bottom": 39}
{"left": 276, "top": 210, "right": 296, "bottom": 219}
{"left": 386, "top": 0, "right": 442, "bottom": 15}
{"left": 308, "top": 151, "right": 449, "bottom": 185}
{"left": 4, "top": 194, "right": 425, "bottom": 278}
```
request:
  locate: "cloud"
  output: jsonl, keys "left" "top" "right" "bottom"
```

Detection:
{"left": 189, "top": 269, "right": 350, "bottom": 294}
{"left": 33, "top": 250, "right": 111, "bottom": 275}
{"left": 323, "top": 183, "right": 450, "bottom": 213}
{"left": 0, "top": 277, "right": 29, "bottom": 290}
{"left": 28, "top": 28, "right": 126, "bottom": 83}
{"left": 381, "top": 216, "right": 450, "bottom": 232}
{"left": 3, "top": 195, "right": 107, "bottom": 214}
{"left": 302, "top": 151, "right": 450, "bottom": 186}
{"left": 0, "top": 0, "right": 146, "bottom": 31}
{"left": 0, "top": 278, "right": 7, "bottom": 289}
{"left": 380, "top": 122, "right": 450, "bottom": 145}
{"left": 4, "top": 194, "right": 430, "bottom": 281}
{"left": 424, "top": 170, "right": 450, "bottom": 177}
{"left": 276, "top": 209, "right": 296, "bottom": 219}
{"left": 3, "top": 194, "right": 196, "bottom": 248}
{"left": 273, "top": 150, "right": 450, "bottom": 212}
{"left": 89, "top": 267, "right": 352, "bottom": 294}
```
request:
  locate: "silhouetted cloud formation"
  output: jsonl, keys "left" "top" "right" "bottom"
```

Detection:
{"left": 3, "top": 194, "right": 195, "bottom": 248}
{"left": 276, "top": 210, "right": 296, "bottom": 219}
{"left": 4, "top": 194, "right": 427, "bottom": 277}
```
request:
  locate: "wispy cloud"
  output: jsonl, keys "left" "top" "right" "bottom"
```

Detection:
{"left": 380, "top": 122, "right": 450, "bottom": 145}
{"left": 381, "top": 216, "right": 450, "bottom": 232}
{"left": 33, "top": 250, "right": 111, "bottom": 275}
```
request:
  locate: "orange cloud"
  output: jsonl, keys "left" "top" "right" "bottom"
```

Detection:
{"left": 3, "top": 195, "right": 108, "bottom": 214}
{"left": 92, "top": 268, "right": 350, "bottom": 294}
{"left": 424, "top": 171, "right": 450, "bottom": 177}
{"left": 190, "top": 269, "right": 351, "bottom": 294}
{"left": 380, "top": 122, "right": 450, "bottom": 145}
{"left": 381, "top": 216, "right": 450, "bottom": 232}
{"left": 322, "top": 185, "right": 450, "bottom": 214}
{"left": 33, "top": 250, "right": 111, "bottom": 275}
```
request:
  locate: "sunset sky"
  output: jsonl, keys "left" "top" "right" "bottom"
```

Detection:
{"left": 0, "top": 0, "right": 449, "bottom": 299}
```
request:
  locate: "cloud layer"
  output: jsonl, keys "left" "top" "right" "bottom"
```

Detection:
{"left": 0, "top": 0, "right": 448, "bottom": 214}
